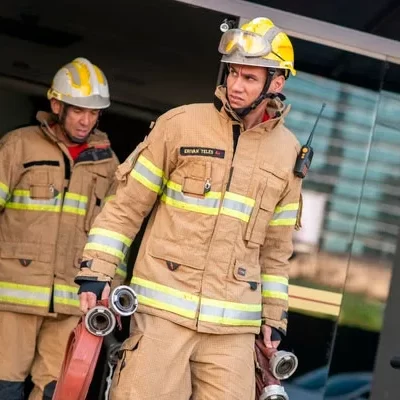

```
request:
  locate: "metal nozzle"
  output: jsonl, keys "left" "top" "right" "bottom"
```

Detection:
{"left": 259, "top": 384, "right": 289, "bottom": 400}
{"left": 85, "top": 305, "right": 116, "bottom": 337}
{"left": 109, "top": 285, "right": 139, "bottom": 317}
{"left": 269, "top": 351, "right": 298, "bottom": 381}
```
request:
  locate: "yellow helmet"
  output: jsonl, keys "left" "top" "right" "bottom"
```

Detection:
{"left": 218, "top": 17, "right": 296, "bottom": 77}
{"left": 47, "top": 57, "right": 110, "bottom": 109}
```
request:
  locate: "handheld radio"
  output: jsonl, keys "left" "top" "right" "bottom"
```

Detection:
{"left": 294, "top": 103, "right": 326, "bottom": 179}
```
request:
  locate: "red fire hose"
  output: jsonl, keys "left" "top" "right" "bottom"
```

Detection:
{"left": 53, "top": 300, "right": 108, "bottom": 400}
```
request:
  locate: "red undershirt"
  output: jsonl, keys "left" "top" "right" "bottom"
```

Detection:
{"left": 67, "top": 143, "right": 88, "bottom": 161}
{"left": 262, "top": 112, "right": 270, "bottom": 122}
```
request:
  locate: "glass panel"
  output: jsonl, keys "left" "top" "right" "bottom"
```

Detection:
{"left": 278, "top": 36, "right": 386, "bottom": 400}
{"left": 339, "top": 61, "right": 400, "bottom": 399}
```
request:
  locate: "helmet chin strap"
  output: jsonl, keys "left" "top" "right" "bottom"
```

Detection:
{"left": 228, "top": 68, "right": 285, "bottom": 118}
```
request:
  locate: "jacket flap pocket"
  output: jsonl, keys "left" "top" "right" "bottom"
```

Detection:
{"left": 148, "top": 238, "right": 205, "bottom": 270}
{"left": 233, "top": 260, "right": 261, "bottom": 283}
{"left": 0, "top": 242, "right": 39, "bottom": 261}
{"left": 259, "top": 162, "right": 288, "bottom": 181}
{"left": 30, "top": 184, "right": 55, "bottom": 199}
{"left": 182, "top": 177, "right": 205, "bottom": 196}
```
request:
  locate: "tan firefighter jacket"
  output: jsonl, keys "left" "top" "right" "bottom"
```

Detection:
{"left": 76, "top": 87, "right": 303, "bottom": 334}
{"left": 0, "top": 111, "right": 125, "bottom": 317}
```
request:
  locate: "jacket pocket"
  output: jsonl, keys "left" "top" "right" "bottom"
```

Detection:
{"left": 233, "top": 259, "right": 261, "bottom": 285}
{"left": 148, "top": 237, "right": 205, "bottom": 270}
{"left": 113, "top": 332, "right": 143, "bottom": 387}
{"left": 84, "top": 174, "right": 111, "bottom": 233}
{"left": 181, "top": 161, "right": 212, "bottom": 197}
{"left": 245, "top": 166, "right": 287, "bottom": 245}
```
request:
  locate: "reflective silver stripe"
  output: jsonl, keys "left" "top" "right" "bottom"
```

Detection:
{"left": 271, "top": 209, "right": 298, "bottom": 221}
{"left": 0, "top": 287, "right": 50, "bottom": 307}
{"left": 53, "top": 289, "right": 79, "bottom": 301}
{"left": 199, "top": 305, "right": 261, "bottom": 322}
{"left": 6, "top": 190, "right": 62, "bottom": 211}
{"left": 133, "top": 162, "right": 163, "bottom": 188}
{"left": 116, "top": 261, "right": 128, "bottom": 277}
{"left": 87, "top": 234, "right": 130, "bottom": 256}
{"left": 62, "top": 193, "right": 88, "bottom": 215}
{"left": 132, "top": 284, "right": 198, "bottom": 315}
{"left": 164, "top": 184, "right": 220, "bottom": 209}
{"left": 262, "top": 281, "right": 288, "bottom": 294}
{"left": 0, "top": 183, "right": 8, "bottom": 204}
{"left": 221, "top": 198, "right": 253, "bottom": 216}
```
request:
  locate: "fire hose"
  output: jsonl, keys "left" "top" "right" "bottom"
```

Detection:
{"left": 255, "top": 338, "right": 298, "bottom": 400}
{"left": 53, "top": 285, "right": 138, "bottom": 400}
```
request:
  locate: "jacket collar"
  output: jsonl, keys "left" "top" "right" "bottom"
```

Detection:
{"left": 213, "top": 86, "right": 291, "bottom": 131}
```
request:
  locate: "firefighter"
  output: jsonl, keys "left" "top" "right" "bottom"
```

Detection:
{"left": 0, "top": 57, "right": 126, "bottom": 400}
{"left": 76, "top": 17, "right": 302, "bottom": 400}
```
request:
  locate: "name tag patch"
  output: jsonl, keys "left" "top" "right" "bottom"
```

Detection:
{"left": 180, "top": 147, "right": 225, "bottom": 159}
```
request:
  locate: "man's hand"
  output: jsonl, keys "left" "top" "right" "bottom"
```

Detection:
{"left": 79, "top": 283, "right": 110, "bottom": 314}
{"left": 261, "top": 324, "right": 281, "bottom": 349}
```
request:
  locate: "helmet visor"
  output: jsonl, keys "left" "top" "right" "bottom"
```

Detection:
{"left": 218, "top": 29, "right": 271, "bottom": 57}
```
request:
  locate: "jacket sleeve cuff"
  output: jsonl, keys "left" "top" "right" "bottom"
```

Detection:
{"left": 80, "top": 259, "right": 116, "bottom": 279}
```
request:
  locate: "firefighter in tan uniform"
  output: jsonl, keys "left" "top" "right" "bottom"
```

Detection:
{"left": 77, "top": 18, "right": 302, "bottom": 399}
{"left": 0, "top": 57, "right": 126, "bottom": 400}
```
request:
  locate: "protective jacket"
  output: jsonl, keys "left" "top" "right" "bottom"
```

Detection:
{"left": 76, "top": 87, "right": 302, "bottom": 334}
{"left": 0, "top": 112, "right": 122, "bottom": 317}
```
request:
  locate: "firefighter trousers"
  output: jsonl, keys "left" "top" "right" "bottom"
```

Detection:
{"left": 110, "top": 313, "right": 256, "bottom": 400}
{"left": 0, "top": 311, "right": 79, "bottom": 400}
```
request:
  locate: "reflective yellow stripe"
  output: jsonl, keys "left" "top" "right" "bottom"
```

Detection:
{"left": 84, "top": 243, "right": 126, "bottom": 261}
{"left": 137, "top": 155, "right": 163, "bottom": 178}
{"left": 269, "top": 202, "right": 299, "bottom": 227}
{"left": 6, "top": 189, "right": 62, "bottom": 212}
{"left": 161, "top": 180, "right": 221, "bottom": 215}
{"left": 0, "top": 181, "right": 9, "bottom": 205}
{"left": 130, "top": 155, "right": 165, "bottom": 194}
{"left": 89, "top": 228, "right": 132, "bottom": 247}
{"left": 62, "top": 192, "right": 88, "bottom": 216}
{"left": 0, "top": 281, "right": 51, "bottom": 307}
{"left": 116, "top": 261, "right": 128, "bottom": 278}
{"left": 262, "top": 275, "right": 289, "bottom": 300}
{"left": 132, "top": 277, "right": 199, "bottom": 319}
{"left": 53, "top": 284, "right": 80, "bottom": 307}
{"left": 220, "top": 191, "right": 255, "bottom": 222}
{"left": 131, "top": 170, "right": 161, "bottom": 193}
{"left": 224, "top": 192, "right": 255, "bottom": 207}
{"left": 199, "top": 298, "right": 262, "bottom": 326}
{"left": 104, "top": 195, "right": 116, "bottom": 203}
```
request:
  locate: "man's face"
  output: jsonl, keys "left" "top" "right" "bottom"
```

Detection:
{"left": 63, "top": 106, "right": 100, "bottom": 142}
{"left": 51, "top": 99, "right": 100, "bottom": 142}
{"left": 226, "top": 64, "right": 268, "bottom": 109}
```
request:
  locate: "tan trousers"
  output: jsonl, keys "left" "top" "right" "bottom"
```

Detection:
{"left": 0, "top": 311, "right": 79, "bottom": 399}
{"left": 111, "top": 313, "right": 256, "bottom": 400}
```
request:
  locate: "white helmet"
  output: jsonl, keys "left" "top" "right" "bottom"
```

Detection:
{"left": 47, "top": 57, "right": 110, "bottom": 109}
